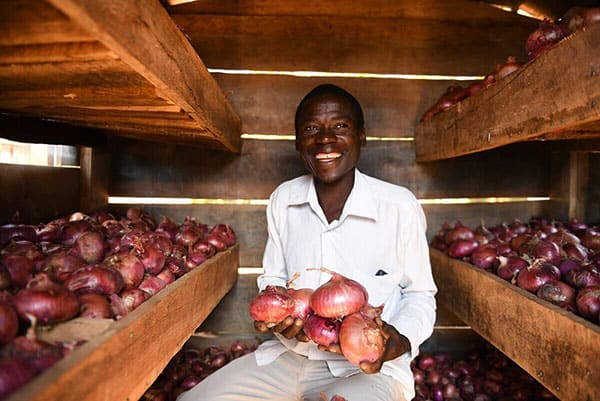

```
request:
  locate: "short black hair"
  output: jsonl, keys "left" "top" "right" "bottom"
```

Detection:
{"left": 294, "top": 84, "right": 365, "bottom": 134}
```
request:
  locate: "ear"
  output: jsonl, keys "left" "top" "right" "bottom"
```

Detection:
{"left": 358, "top": 128, "right": 367, "bottom": 146}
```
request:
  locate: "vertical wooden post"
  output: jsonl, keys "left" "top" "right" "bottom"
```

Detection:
{"left": 79, "top": 146, "right": 109, "bottom": 213}
{"left": 549, "top": 150, "right": 589, "bottom": 221}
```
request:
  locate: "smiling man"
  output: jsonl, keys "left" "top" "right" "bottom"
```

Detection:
{"left": 177, "top": 84, "right": 437, "bottom": 401}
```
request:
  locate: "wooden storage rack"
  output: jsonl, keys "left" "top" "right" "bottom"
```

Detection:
{"left": 430, "top": 248, "right": 600, "bottom": 401}
{"left": 415, "top": 22, "right": 600, "bottom": 162}
{"left": 0, "top": 0, "right": 241, "bottom": 151}
{"left": 6, "top": 244, "right": 239, "bottom": 401}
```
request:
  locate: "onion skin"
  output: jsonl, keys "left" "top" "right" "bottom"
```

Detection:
{"left": 210, "top": 224, "right": 237, "bottom": 246}
{"left": 79, "top": 293, "right": 113, "bottom": 319}
{"left": 41, "top": 251, "right": 85, "bottom": 283}
{"left": 516, "top": 260, "right": 560, "bottom": 293}
{"left": 565, "top": 266, "right": 600, "bottom": 289}
{"left": 496, "top": 255, "right": 528, "bottom": 282}
{"left": 470, "top": 245, "right": 497, "bottom": 269}
{"left": 448, "top": 239, "right": 479, "bottom": 258}
{"left": 73, "top": 231, "right": 105, "bottom": 264}
{"left": 525, "top": 19, "right": 569, "bottom": 59}
{"left": 138, "top": 275, "right": 167, "bottom": 297}
{"left": 0, "top": 302, "right": 19, "bottom": 344}
{"left": 110, "top": 289, "right": 148, "bottom": 319}
{"left": 576, "top": 286, "right": 600, "bottom": 323}
{"left": 536, "top": 281, "right": 576, "bottom": 310}
{"left": 12, "top": 287, "right": 80, "bottom": 324}
{"left": 310, "top": 270, "right": 368, "bottom": 319}
{"left": 65, "top": 265, "right": 124, "bottom": 296}
{"left": 103, "top": 252, "right": 145, "bottom": 290}
{"left": 0, "top": 263, "right": 11, "bottom": 290}
{"left": 288, "top": 287, "right": 314, "bottom": 319}
{"left": 303, "top": 314, "right": 340, "bottom": 346}
{"left": 338, "top": 309, "right": 385, "bottom": 366}
{"left": 249, "top": 286, "right": 295, "bottom": 324}
{"left": 0, "top": 358, "right": 37, "bottom": 399}
{"left": 1, "top": 254, "right": 34, "bottom": 288}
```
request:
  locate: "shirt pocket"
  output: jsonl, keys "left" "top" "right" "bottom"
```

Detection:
{"left": 358, "top": 272, "right": 399, "bottom": 308}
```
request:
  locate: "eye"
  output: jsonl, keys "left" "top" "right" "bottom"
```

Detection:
{"left": 334, "top": 122, "right": 349, "bottom": 129}
{"left": 303, "top": 125, "right": 319, "bottom": 134}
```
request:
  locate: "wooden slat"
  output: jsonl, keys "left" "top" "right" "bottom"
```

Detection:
{"left": 430, "top": 248, "right": 600, "bottom": 401}
{"left": 79, "top": 146, "right": 109, "bottom": 213}
{"left": 587, "top": 153, "right": 600, "bottom": 224}
{"left": 7, "top": 244, "right": 239, "bottom": 401}
{"left": 0, "top": 42, "right": 116, "bottom": 64}
{"left": 165, "top": 0, "right": 531, "bottom": 21}
{"left": 108, "top": 138, "right": 551, "bottom": 199}
{"left": 415, "top": 23, "right": 600, "bottom": 161}
{"left": 212, "top": 75, "right": 456, "bottom": 138}
{"left": 173, "top": 14, "right": 534, "bottom": 76}
{"left": 47, "top": 0, "right": 241, "bottom": 152}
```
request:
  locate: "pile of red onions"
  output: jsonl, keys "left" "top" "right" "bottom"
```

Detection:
{"left": 412, "top": 347, "right": 559, "bottom": 401}
{"left": 140, "top": 339, "right": 257, "bottom": 401}
{"left": 0, "top": 208, "right": 237, "bottom": 398}
{"left": 432, "top": 217, "right": 600, "bottom": 324}
{"left": 249, "top": 267, "right": 385, "bottom": 366}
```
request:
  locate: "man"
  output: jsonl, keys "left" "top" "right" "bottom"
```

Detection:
{"left": 178, "top": 84, "right": 437, "bottom": 401}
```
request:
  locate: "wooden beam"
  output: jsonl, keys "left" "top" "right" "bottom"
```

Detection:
{"left": 415, "top": 23, "right": 600, "bottom": 161}
{"left": 47, "top": 0, "right": 241, "bottom": 152}
{"left": 173, "top": 14, "right": 534, "bottom": 76}
{"left": 79, "top": 146, "right": 109, "bottom": 213}
{"left": 7, "top": 245, "right": 239, "bottom": 401}
{"left": 430, "top": 248, "right": 600, "bottom": 401}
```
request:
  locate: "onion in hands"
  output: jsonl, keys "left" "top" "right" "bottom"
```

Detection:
{"left": 249, "top": 286, "right": 295, "bottom": 325}
{"left": 309, "top": 268, "right": 368, "bottom": 319}
{"left": 338, "top": 306, "right": 385, "bottom": 366}
{"left": 303, "top": 314, "right": 340, "bottom": 346}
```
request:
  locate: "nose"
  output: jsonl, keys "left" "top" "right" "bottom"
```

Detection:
{"left": 315, "top": 127, "right": 336, "bottom": 144}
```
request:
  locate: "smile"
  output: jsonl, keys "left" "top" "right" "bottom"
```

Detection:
{"left": 315, "top": 152, "right": 342, "bottom": 162}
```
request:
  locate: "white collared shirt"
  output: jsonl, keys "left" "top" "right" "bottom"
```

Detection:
{"left": 256, "top": 169, "right": 437, "bottom": 401}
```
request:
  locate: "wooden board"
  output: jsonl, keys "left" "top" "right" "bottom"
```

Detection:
{"left": 7, "top": 244, "right": 239, "bottom": 401}
{"left": 0, "top": 0, "right": 241, "bottom": 151}
{"left": 172, "top": 13, "right": 533, "bottom": 76}
{"left": 415, "top": 23, "right": 600, "bottom": 161}
{"left": 430, "top": 248, "right": 600, "bottom": 401}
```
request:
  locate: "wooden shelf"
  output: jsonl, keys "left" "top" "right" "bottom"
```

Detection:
{"left": 6, "top": 244, "right": 239, "bottom": 401}
{"left": 430, "top": 248, "right": 600, "bottom": 401}
{"left": 0, "top": 0, "right": 241, "bottom": 151}
{"left": 415, "top": 23, "right": 600, "bottom": 162}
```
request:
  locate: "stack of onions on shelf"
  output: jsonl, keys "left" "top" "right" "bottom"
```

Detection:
{"left": 431, "top": 217, "right": 600, "bottom": 325}
{"left": 249, "top": 267, "right": 386, "bottom": 367}
{"left": 0, "top": 209, "right": 236, "bottom": 399}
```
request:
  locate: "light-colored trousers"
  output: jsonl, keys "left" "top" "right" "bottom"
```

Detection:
{"left": 176, "top": 350, "right": 407, "bottom": 401}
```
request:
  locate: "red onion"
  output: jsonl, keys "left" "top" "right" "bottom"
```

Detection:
{"left": 303, "top": 314, "right": 340, "bottom": 346}
{"left": 209, "top": 224, "right": 237, "bottom": 246}
{"left": 533, "top": 239, "right": 561, "bottom": 265}
{"left": 567, "top": 7, "right": 600, "bottom": 32}
{"left": 139, "top": 243, "right": 167, "bottom": 275}
{"left": 558, "top": 259, "right": 580, "bottom": 279}
{"left": 470, "top": 245, "right": 497, "bottom": 269}
{"left": 448, "top": 239, "right": 479, "bottom": 258}
{"left": 582, "top": 231, "right": 600, "bottom": 252}
{"left": 12, "top": 287, "right": 80, "bottom": 324}
{"left": 103, "top": 252, "right": 145, "bottom": 290}
{"left": 547, "top": 229, "right": 581, "bottom": 246}
{"left": 138, "top": 275, "right": 167, "bottom": 297}
{"left": 309, "top": 268, "right": 368, "bottom": 319}
{"left": 190, "top": 241, "right": 216, "bottom": 258}
{"left": 288, "top": 287, "right": 314, "bottom": 319}
{"left": 59, "top": 220, "right": 93, "bottom": 246}
{"left": 466, "top": 81, "right": 485, "bottom": 97}
{"left": 73, "top": 231, "right": 105, "bottom": 264}
{"left": 0, "top": 358, "right": 37, "bottom": 399}
{"left": 230, "top": 340, "right": 249, "bottom": 359}
{"left": 516, "top": 260, "right": 560, "bottom": 293}
{"left": 1, "top": 254, "right": 33, "bottom": 288}
{"left": 110, "top": 289, "right": 148, "bottom": 319}
{"left": 494, "top": 56, "right": 522, "bottom": 80}
{"left": 65, "top": 265, "right": 124, "bottom": 295}
{"left": 205, "top": 234, "right": 227, "bottom": 252}
{"left": 101, "top": 219, "right": 123, "bottom": 239}
{"left": 141, "top": 388, "right": 168, "bottom": 401}
{"left": 41, "top": 251, "right": 86, "bottom": 283}
{"left": 565, "top": 266, "right": 600, "bottom": 289}
{"left": 0, "top": 302, "right": 18, "bottom": 344}
{"left": 576, "top": 286, "right": 600, "bottom": 323}
{"left": 175, "top": 227, "right": 202, "bottom": 248}
{"left": 156, "top": 268, "right": 176, "bottom": 285}
{"left": 417, "top": 354, "right": 437, "bottom": 371}
{"left": 562, "top": 242, "right": 588, "bottom": 262}
{"left": 156, "top": 216, "right": 179, "bottom": 242}
{"left": 339, "top": 307, "right": 385, "bottom": 365}
{"left": 166, "top": 257, "right": 188, "bottom": 277}
{"left": 249, "top": 286, "right": 295, "bottom": 324}
{"left": 79, "top": 293, "right": 112, "bottom": 319}
{"left": 445, "top": 222, "right": 474, "bottom": 245}
{"left": 0, "top": 224, "right": 38, "bottom": 245}
{"left": 526, "top": 19, "right": 569, "bottom": 59}
{"left": 185, "top": 252, "right": 207, "bottom": 270}
{"left": 180, "top": 375, "right": 202, "bottom": 390}
{"left": 496, "top": 255, "right": 528, "bottom": 282}
{"left": 26, "top": 273, "right": 62, "bottom": 292}
{"left": 0, "top": 263, "right": 11, "bottom": 290}
{"left": 536, "top": 281, "right": 576, "bottom": 310}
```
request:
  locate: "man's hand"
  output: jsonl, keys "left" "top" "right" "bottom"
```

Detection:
{"left": 254, "top": 316, "right": 307, "bottom": 340}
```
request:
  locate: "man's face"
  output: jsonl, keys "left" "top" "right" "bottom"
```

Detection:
{"left": 295, "top": 93, "right": 366, "bottom": 184}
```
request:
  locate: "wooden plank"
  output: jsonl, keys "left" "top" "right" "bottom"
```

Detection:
{"left": 0, "top": 0, "right": 94, "bottom": 46}
{"left": 212, "top": 75, "right": 456, "bottom": 138}
{"left": 165, "top": 0, "right": 531, "bottom": 21}
{"left": 415, "top": 23, "right": 600, "bottom": 161}
{"left": 0, "top": 164, "right": 80, "bottom": 224}
{"left": 587, "top": 153, "right": 600, "bottom": 224}
{"left": 430, "top": 248, "right": 600, "bottom": 401}
{"left": 0, "top": 42, "right": 115, "bottom": 64}
{"left": 172, "top": 14, "right": 533, "bottom": 76}
{"left": 79, "top": 146, "right": 109, "bottom": 213}
{"left": 108, "top": 138, "right": 551, "bottom": 199}
{"left": 48, "top": 0, "right": 241, "bottom": 152}
{"left": 7, "top": 244, "right": 239, "bottom": 401}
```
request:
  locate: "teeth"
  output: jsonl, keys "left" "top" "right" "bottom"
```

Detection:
{"left": 315, "top": 153, "right": 341, "bottom": 160}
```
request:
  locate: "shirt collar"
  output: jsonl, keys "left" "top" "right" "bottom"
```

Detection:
{"left": 288, "top": 169, "right": 377, "bottom": 222}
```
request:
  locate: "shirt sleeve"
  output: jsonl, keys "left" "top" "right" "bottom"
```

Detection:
{"left": 382, "top": 198, "right": 437, "bottom": 361}
{"left": 257, "top": 189, "right": 289, "bottom": 291}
